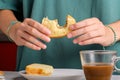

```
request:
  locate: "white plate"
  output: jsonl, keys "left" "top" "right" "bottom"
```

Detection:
{"left": 19, "top": 69, "right": 85, "bottom": 80}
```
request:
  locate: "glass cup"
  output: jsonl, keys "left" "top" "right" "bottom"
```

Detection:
{"left": 80, "top": 50, "right": 120, "bottom": 80}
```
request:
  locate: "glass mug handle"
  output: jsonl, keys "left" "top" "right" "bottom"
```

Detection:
{"left": 114, "top": 57, "right": 120, "bottom": 72}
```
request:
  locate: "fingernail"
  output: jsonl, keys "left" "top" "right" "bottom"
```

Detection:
{"left": 47, "top": 38, "right": 51, "bottom": 42}
{"left": 35, "top": 47, "right": 41, "bottom": 50}
{"left": 78, "top": 42, "right": 83, "bottom": 45}
{"left": 38, "top": 48, "right": 41, "bottom": 50}
{"left": 73, "top": 40, "right": 77, "bottom": 44}
{"left": 43, "top": 45, "right": 47, "bottom": 49}
{"left": 67, "top": 33, "right": 72, "bottom": 38}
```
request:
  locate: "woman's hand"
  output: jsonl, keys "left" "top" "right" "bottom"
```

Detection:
{"left": 9, "top": 18, "right": 51, "bottom": 50}
{"left": 67, "top": 17, "right": 114, "bottom": 46}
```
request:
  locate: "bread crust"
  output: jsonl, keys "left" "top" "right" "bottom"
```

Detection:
{"left": 42, "top": 15, "right": 76, "bottom": 38}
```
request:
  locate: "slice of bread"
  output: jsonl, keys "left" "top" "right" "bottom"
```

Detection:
{"left": 25, "top": 63, "right": 54, "bottom": 76}
{"left": 0, "top": 71, "right": 4, "bottom": 76}
{"left": 42, "top": 15, "right": 76, "bottom": 38}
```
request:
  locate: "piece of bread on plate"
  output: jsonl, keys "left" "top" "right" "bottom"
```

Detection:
{"left": 42, "top": 15, "right": 76, "bottom": 38}
{"left": 25, "top": 63, "right": 54, "bottom": 76}
{"left": 0, "top": 71, "right": 4, "bottom": 76}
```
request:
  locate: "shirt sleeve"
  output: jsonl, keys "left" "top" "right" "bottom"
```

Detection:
{"left": 0, "top": 0, "right": 20, "bottom": 11}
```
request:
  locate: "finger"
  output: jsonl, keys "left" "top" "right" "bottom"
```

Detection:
{"left": 21, "top": 39, "right": 42, "bottom": 50}
{"left": 22, "top": 23, "right": 51, "bottom": 43}
{"left": 15, "top": 36, "right": 42, "bottom": 50}
{"left": 24, "top": 18, "right": 51, "bottom": 35}
{"left": 20, "top": 31, "right": 47, "bottom": 49}
{"left": 67, "top": 23, "right": 99, "bottom": 38}
{"left": 70, "top": 17, "right": 100, "bottom": 30}
{"left": 78, "top": 37, "right": 104, "bottom": 46}
{"left": 73, "top": 30, "right": 102, "bottom": 44}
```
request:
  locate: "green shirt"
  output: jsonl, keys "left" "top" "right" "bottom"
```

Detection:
{"left": 0, "top": 0, "right": 120, "bottom": 74}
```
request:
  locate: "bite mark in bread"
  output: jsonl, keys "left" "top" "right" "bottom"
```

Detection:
{"left": 42, "top": 15, "right": 76, "bottom": 38}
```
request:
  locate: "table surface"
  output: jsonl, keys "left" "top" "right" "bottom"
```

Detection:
{"left": 3, "top": 71, "right": 120, "bottom": 80}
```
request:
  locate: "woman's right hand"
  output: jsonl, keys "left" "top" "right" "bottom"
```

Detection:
{"left": 8, "top": 18, "right": 51, "bottom": 50}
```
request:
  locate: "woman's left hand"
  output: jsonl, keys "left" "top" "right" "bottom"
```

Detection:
{"left": 67, "top": 17, "right": 114, "bottom": 46}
